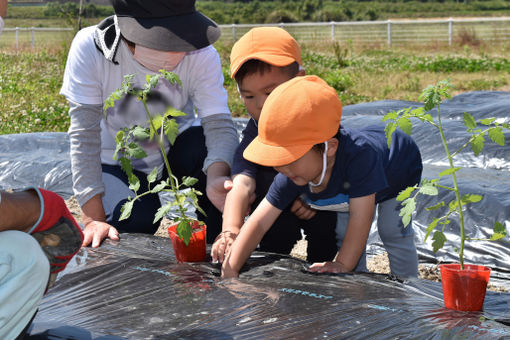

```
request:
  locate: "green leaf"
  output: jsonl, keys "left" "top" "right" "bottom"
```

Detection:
{"left": 150, "top": 115, "right": 164, "bottom": 141}
{"left": 151, "top": 181, "right": 167, "bottom": 193}
{"left": 145, "top": 74, "right": 162, "bottom": 92}
{"left": 177, "top": 219, "right": 192, "bottom": 246}
{"left": 432, "top": 230, "right": 447, "bottom": 253}
{"left": 396, "top": 186, "right": 414, "bottom": 201}
{"left": 384, "top": 123, "right": 396, "bottom": 148}
{"left": 128, "top": 173, "right": 140, "bottom": 192}
{"left": 488, "top": 127, "right": 505, "bottom": 146}
{"left": 132, "top": 126, "right": 150, "bottom": 140}
{"left": 176, "top": 193, "right": 187, "bottom": 206}
{"left": 461, "top": 194, "right": 483, "bottom": 204}
{"left": 399, "top": 197, "right": 416, "bottom": 227}
{"left": 448, "top": 199, "right": 459, "bottom": 212}
{"left": 165, "top": 107, "right": 187, "bottom": 118}
{"left": 470, "top": 134, "right": 485, "bottom": 156}
{"left": 397, "top": 117, "right": 413, "bottom": 135}
{"left": 153, "top": 203, "right": 173, "bottom": 224}
{"left": 418, "top": 182, "right": 438, "bottom": 196}
{"left": 490, "top": 221, "right": 507, "bottom": 241}
{"left": 164, "top": 119, "right": 180, "bottom": 145}
{"left": 425, "top": 218, "right": 439, "bottom": 241}
{"left": 121, "top": 74, "right": 134, "bottom": 93}
{"left": 119, "top": 200, "right": 134, "bottom": 221}
{"left": 493, "top": 221, "right": 507, "bottom": 236}
{"left": 439, "top": 167, "right": 460, "bottom": 178}
{"left": 161, "top": 70, "right": 182, "bottom": 87}
{"left": 382, "top": 110, "right": 399, "bottom": 122}
{"left": 426, "top": 201, "right": 445, "bottom": 211}
{"left": 182, "top": 176, "right": 199, "bottom": 187}
{"left": 421, "top": 113, "right": 434, "bottom": 123}
{"left": 480, "top": 118, "right": 495, "bottom": 126}
{"left": 463, "top": 112, "right": 477, "bottom": 129}
{"left": 490, "top": 232, "right": 506, "bottom": 241}
{"left": 119, "top": 157, "right": 133, "bottom": 176}
{"left": 127, "top": 142, "right": 147, "bottom": 159}
{"left": 419, "top": 80, "right": 453, "bottom": 112}
{"left": 147, "top": 167, "right": 158, "bottom": 184}
{"left": 115, "top": 130, "right": 126, "bottom": 144}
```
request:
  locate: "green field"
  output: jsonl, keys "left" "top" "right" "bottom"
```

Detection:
{"left": 1, "top": 38, "right": 509, "bottom": 135}
{"left": 1, "top": 1, "right": 510, "bottom": 135}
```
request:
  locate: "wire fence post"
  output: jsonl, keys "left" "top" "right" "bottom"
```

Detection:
{"left": 387, "top": 20, "right": 392, "bottom": 46}
{"left": 15, "top": 27, "right": 19, "bottom": 50}
{"left": 232, "top": 23, "right": 236, "bottom": 41}
{"left": 331, "top": 21, "right": 335, "bottom": 41}
{"left": 448, "top": 18, "right": 453, "bottom": 46}
{"left": 31, "top": 27, "right": 35, "bottom": 49}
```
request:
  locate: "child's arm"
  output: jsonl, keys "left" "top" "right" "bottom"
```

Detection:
{"left": 308, "top": 194, "right": 375, "bottom": 273}
{"left": 211, "top": 174, "right": 256, "bottom": 263}
{"left": 221, "top": 198, "right": 282, "bottom": 278}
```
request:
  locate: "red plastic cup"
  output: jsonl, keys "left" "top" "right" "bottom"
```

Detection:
{"left": 440, "top": 263, "right": 491, "bottom": 311}
{"left": 168, "top": 221, "right": 207, "bottom": 263}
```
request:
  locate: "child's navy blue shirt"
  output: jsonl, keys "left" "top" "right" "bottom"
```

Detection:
{"left": 232, "top": 118, "right": 278, "bottom": 191}
{"left": 266, "top": 125, "right": 423, "bottom": 211}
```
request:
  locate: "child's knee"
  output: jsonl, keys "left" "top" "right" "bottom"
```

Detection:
{"left": 0, "top": 231, "right": 49, "bottom": 340}
{"left": 0, "top": 231, "right": 50, "bottom": 281}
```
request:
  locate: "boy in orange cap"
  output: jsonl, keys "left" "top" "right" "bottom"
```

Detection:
{"left": 221, "top": 75, "right": 422, "bottom": 279}
{"left": 211, "top": 27, "right": 338, "bottom": 263}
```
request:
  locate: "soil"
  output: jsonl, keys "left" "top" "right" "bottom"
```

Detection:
{"left": 65, "top": 196, "right": 506, "bottom": 292}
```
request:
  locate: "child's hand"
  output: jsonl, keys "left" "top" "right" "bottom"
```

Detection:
{"left": 290, "top": 198, "right": 316, "bottom": 220}
{"left": 221, "top": 264, "right": 239, "bottom": 279}
{"left": 211, "top": 230, "right": 238, "bottom": 263}
{"left": 307, "top": 261, "right": 350, "bottom": 273}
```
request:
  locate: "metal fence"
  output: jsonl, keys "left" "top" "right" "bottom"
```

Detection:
{"left": 220, "top": 17, "right": 510, "bottom": 46}
{"left": 1, "top": 17, "right": 510, "bottom": 49}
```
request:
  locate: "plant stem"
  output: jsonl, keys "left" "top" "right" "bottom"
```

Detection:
{"left": 142, "top": 101, "right": 186, "bottom": 220}
{"left": 436, "top": 103, "right": 466, "bottom": 269}
{"left": 450, "top": 127, "right": 492, "bottom": 159}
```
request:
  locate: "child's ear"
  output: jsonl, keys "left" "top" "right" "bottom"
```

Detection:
{"left": 326, "top": 137, "right": 339, "bottom": 156}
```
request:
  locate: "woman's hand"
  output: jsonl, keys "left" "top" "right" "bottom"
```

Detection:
{"left": 81, "top": 220, "right": 119, "bottom": 248}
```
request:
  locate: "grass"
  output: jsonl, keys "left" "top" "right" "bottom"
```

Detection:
{"left": 1, "top": 38, "right": 509, "bottom": 134}
{"left": 0, "top": 47, "right": 71, "bottom": 134}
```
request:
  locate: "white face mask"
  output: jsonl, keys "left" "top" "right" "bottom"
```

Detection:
{"left": 133, "top": 45, "right": 186, "bottom": 72}
{"left": 308, "top": 141, "right": 328, "bottom": 190}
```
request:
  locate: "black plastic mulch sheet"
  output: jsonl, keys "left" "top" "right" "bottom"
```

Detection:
{"left": 26, "top": 234, "right": 510, "bottom": 339}
{"left": 0, "top": 91, "right": 508, "bottom": 338}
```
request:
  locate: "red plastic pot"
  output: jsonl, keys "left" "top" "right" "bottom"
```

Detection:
{"left": 440, "top": 263, "right": 491, "bottom": 311}
{"left": 167, "top": 220, "right": 207, "bottom": 263}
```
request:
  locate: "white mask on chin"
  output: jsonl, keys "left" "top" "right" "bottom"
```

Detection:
{"left": 133, "top": 45, "right": 186, "bottom": 72}
{"left": 308, "top": 141, "right": 328, "bottom": 190}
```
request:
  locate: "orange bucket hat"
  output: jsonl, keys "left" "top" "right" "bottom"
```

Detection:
{"left": 244, "top": 75, "right": 342, "bottom": 167}
{"left": 230, "top": 27, "right": 302, "bottom": 78}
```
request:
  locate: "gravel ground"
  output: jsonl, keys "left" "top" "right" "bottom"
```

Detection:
{"left": 66, "top": 196, "right": 506, "bottom": 292}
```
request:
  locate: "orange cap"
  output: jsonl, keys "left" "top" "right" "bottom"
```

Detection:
{"left": 244, "top": 75, "right": 342, "bottom": 167}
{"left": 230, "top": 27, "right": 302, "bottom": 78}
